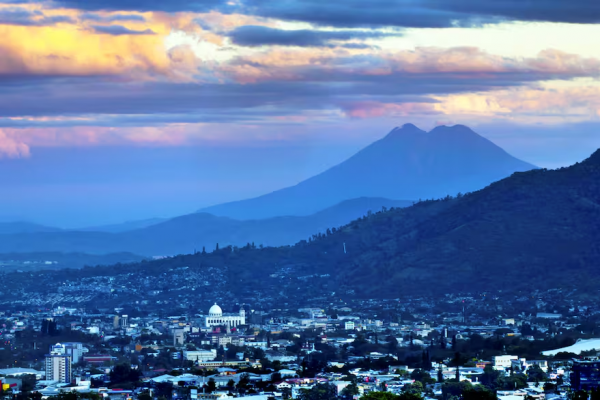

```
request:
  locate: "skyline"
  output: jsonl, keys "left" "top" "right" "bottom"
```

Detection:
{"left": 1, "top": 0, "right": 600, "bottom": 226}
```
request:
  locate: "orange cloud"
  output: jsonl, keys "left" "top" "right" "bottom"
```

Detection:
{"left": 434, "top": 84, "right": 600, "bottom": 119}
{"left": 0, "top": 5, "right": 224, "bottom": 81}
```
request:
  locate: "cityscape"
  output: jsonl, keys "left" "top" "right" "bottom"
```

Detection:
{"left": 1, "top": 1, "right": 600, "bottom": 400}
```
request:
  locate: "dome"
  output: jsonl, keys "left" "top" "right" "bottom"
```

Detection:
{"left": 208, "top": 303, "right": 222, "bottom": 317}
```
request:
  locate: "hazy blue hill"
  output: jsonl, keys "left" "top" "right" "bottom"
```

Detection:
{"left": 78, "top": 218, "right": 167, "bottom": 233}
{"left": 200, "top": 124, "right": 536, "bottom": 219}
{"left": 0, "top": 221, "right": 62, "bottom": 234}
{"left": 0, "top": 197, "right": 411, "bottom": 256}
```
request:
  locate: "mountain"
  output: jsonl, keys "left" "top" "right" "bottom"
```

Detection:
{"left": 0, "top": 221, "right": 62, "bottom": 234}
{"left": 0, "top": 197, "right": 412, "bottom": 256}
{"left": 1, "top": 149, "right": 597, "bottom": 307}
{"left": 199, "top": 124, "right": 537, "bottom": 220}
{"left": 79, "top": 218, "right": 167, "bottom": 233}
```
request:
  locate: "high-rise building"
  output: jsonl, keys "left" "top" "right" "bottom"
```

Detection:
{"left": 113, "top": 316, "right": 120, "bottom": 329}
{"left": 120, "top": 315, "right": 128, "bottom": 329}
{"left": 49, "top": 343, "right": 84, "bottom": 364}
{"left": 45, "top": 353, "right": 71, "bottom": 383}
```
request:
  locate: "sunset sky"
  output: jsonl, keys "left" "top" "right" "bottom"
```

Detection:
{"left": 2, "top": 0, "right": 600, "bottom": 227}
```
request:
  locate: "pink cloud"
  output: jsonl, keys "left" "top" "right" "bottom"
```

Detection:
{"left": 341, "top": 101, "right": 439, "bottom": 119}
{"left": 0, "top": 130, "right": 31, "bottom": 158}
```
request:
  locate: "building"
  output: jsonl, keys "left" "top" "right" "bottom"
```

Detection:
{"left": 571, "top": 359, "right": 600, "bottom": 390}
{"left": 493, "top": 355, "right": 518, "bottom": 369}
{"left": 49, "top": 343, "right": 84, "bottom": 364}
{"left": 45, "top": 353, "right": 71, "bottom": 384}
{"left": 183, "top": 350, "right": 217, "bottom": 362}
{"left": 83, "top": 355, "right": 114, "bottom": 365}
{"left": 173, "top": 329, "right": 185, "bottom": 346}
{"left": 205, "top": 303, "right": 245, "bottom": 328}
{"left": 345, "top": 321, "right": 355, "bottom": 330}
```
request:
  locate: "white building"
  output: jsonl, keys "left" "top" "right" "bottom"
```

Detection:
{"left": 183, "top": 350, "right": 217, "bottom": 362}
{"left": 205, "top": 303, "right": 245, "bottom": 328}
{"left": 494, "top": 355, "right": 518, "bottom": 369}
{"left": 49, "top": 343, "right": 83, "bottom": 364}
{"left": 345, "top": 321, "right": 355, "bottom": 330}
{"left": 45, "top": 353, "right": 71, "bottom": 383}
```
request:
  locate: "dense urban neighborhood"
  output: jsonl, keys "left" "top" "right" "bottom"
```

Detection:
{"left": 1, "top": 294, "right": 600, "bottom": 400}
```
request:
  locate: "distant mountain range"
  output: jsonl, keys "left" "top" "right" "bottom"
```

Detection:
{"left": 0, "top": 197, "right": 412, "bottom": 256}
{"left": 2, "top": 149, "right": 598, "bottom": 303}
{"left": 200, "top": 124, "right": 537, "bottom": 220}
{"left": 0, "top": 221, "right": 62, "bottom": 235}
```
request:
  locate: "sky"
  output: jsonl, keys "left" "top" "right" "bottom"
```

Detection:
{"left": 1, "top": 0, "right": 600, "bottom": 227}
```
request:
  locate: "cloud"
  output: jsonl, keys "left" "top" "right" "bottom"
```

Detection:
{"left": 425, "top": 0, "right": 600, "bottom": 24}
{"left": 241, "top": 0, "right": 600, "bottom": 28}
{"left": 0, "top": 129, "right": 30, "bottom": 158}
{"left": 341, "top": 101, "right": 440, "bottom": 118}
{"left": 91, "top": 24, "right": 155, "bottom": 35}
{"left": 0, "top": 6, "right": 74, "bottom": 26}
{"left": 14, "top": 0, "right": 598, "bottom": 28}
{"left": 227, "top": 25, "right": 400, "bottom": 47}
{"left": 0, "top": 47, "right": 599, "bottom": 124}
{"left": 240, "top": 0, "right": 500, "bottom": 28}
{"left": 80, "top": 12, "right": 146, "bottom": 23}
{"left": 49, "top": 0, "right": 229, "bottom": 12}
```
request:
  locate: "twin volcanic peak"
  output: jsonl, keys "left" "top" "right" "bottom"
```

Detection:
{"left": 200, "top": 123, "right": 537, "bottom": 220}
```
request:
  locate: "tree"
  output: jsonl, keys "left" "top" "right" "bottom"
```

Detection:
{"left": 410, "top": 369, "right": 434, "bottom": 385}
{"left": 402, "top": 381, "right": 424, "bottom": 395}
{"left": 527, "top": 365, "right": 547, "bottom": 383}
{"left": 298, "top": 383, "right": 338, "bottom": 400}
{"left": 437, "top": 366, "right": 444, "bottom": 383}
{"left": 109, "top": 363, "right": 141, "bottom": 385}
{"left": 398, "top": 394, "right": 423, "bottom": 400}
{"left": 227, "top": 379, "right": 235, "bottom": 392}
{"left": 360, "top": 392, "right": 400, "bottom": 400}
{"left": 450, "top": 352, "right": 463, "bottom": 382}
{"left": 480, "top": 365, "right": 502, "bottom": 389}
{"left": 138, "top": 392, "right": 152, "bottom": 400}
{"left": 206, "top": 378, "right": 216, "bottom": 393}
{"left": 462, "top": 388, "right": 496, "bottom": 400}
{"left": 236, "top": 373, "right": 250, "bottom": 393}
{"left": 341, "top": 382, "right": 359, "bottom": 400}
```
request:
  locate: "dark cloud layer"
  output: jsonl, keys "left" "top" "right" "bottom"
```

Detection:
{"left": 39, "top": 0, "right": 600, "bottom": 27}
{"left": 0, "top": 7, "right": 73, "bottom": 26}
{"left": 228, "top": 25, "right": 399, "bottom": 47}
{"left": 91, "top": 24, "right": 154, "bottom": 35}
{"left": 425, "top": 0, "right": 600, "bottom": 24}
{"left": 80, "top": 13, "right": 146, "bottom": 23}
{"left": 49, "top": 0, "right": 228, "bottom": 12}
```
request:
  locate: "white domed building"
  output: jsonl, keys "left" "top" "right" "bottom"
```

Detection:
{"left": 205, "top": 303, "right": 246, "bottom": 328}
